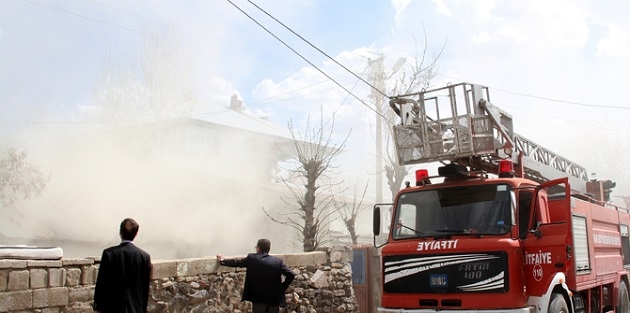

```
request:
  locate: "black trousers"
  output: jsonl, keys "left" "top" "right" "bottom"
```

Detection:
{"left": 252, "top": 303, "right": 280, "bottom": 313}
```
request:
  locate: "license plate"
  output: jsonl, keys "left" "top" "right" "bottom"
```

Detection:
{"left": 430, "top": 274, "right": 448, "bottom": 287}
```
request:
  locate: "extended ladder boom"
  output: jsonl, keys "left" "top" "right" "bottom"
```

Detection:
{"left": 389, "top": 82, "right": 589, "bottom": 192}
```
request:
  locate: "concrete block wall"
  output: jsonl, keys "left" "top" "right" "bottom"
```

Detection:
{"left": 0, "top": 246, "right": 358, "bottom": 313}
{"left": 0, "top": 258, "right": 96, "bottom": 313}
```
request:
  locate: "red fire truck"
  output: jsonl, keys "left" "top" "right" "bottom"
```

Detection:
{"left": 373, "top": 83, "right": 627, "bottom": 313}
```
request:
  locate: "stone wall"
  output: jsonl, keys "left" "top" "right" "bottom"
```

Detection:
{"left": 0, "top": 246, "right": 358, "bottom": 313}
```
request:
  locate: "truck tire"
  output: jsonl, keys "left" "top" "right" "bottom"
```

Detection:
{"left": 548, "top": 293, "right": 569, "bottom": 313}
{"left": 619, "top": 282, "right": 630, "bottom": 313}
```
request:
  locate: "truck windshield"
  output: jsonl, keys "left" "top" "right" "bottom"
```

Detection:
{"left": 392, "top": 183, "right": 513, "bottom": 239}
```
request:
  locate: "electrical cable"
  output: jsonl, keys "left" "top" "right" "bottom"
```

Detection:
{"left": 493, "top": 87, "right": 630, "bottom": 111}
{"left": 244, "top": 0, "right": 389, "bottom": 99}
{"left": 21, "top": 0, "right": 196, "bottom": 48}
{"left": 225, "top": 0, "right": 391, "bottom": 122}
{"left": 436, "top": 73, "right": 630, "bottom": 111}
{"left": 123, "top": 0, "right": 375, "bottom": 111}
{"left": 499, "top": 102, "right": 629, "bottom": 134}
{"left": 20, "top": 0, "right": 390, "bottom": 124}
{"left": 83, "top": 0, "right": 146, "bottom": 19}
{"left": 21, "top": 0, "right": 143, "bottom": 34}
{"left": 136, "top": 0, "right": 208, "bottom": 25}
{"left": 13, "top": 0, "right": 626, "bottom": 133}
{"left": 247, "top": 69, "right": 369, "bottom": 107}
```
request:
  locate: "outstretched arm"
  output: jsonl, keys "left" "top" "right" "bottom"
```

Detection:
{"left": 216, "top": 254, "right": 247, "bottom": 267}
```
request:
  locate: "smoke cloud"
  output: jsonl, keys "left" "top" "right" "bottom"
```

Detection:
{"left": 3, "top": 119, "right": 300, "bottom": 260}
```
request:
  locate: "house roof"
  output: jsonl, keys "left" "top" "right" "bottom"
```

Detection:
{"left": 192, "top": 103, "right": 293, "bottom": 142}
{"left": 187, "top": 100, "right": 336, "bottom": 158}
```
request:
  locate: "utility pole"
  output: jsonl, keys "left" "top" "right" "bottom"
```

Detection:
{"left": 368, "top": 55, "right": 386, "bottom": 202}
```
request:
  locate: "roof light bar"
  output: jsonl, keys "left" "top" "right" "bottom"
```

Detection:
{"left": 415, "top": 169, "right": 430, "bottom": 186}
{"left": 498, "top": 159, "right": 515, "bottom": 178}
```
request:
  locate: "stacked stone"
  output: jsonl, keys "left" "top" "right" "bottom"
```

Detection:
{"left": 149, "top": 257, "right": 250, "bottom": 312}
{"left": 0, "top": 246, "right": 358, "bottom": 313}
{"left": 148, "top": 247, "right": 358, "bottom": 313}
{"left": 283, "top": 246, "right": 358, "bottom": 313}
{"left": 0, "top": 258, "right": 97, "bottom": 313}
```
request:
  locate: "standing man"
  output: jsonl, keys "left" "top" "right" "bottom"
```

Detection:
{"left": 217, "top": 238, "right": 295, "bottom": 313}
{"left": 94, "top": 218, "right": 152, "bottom": 313}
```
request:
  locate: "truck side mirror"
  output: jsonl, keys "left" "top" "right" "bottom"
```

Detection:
{"left": 373, "top": 203, "right": 393, "bottom": 248}
{"left": 373, "top": 206, "right": 381, "bottom": 236}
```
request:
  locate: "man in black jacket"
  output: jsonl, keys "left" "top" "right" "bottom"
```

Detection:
{"left": 217, "top": 238, "right": 295, "bottom": 313}
{"left": 94, "top": 218, "right": 152, "bottom": 313}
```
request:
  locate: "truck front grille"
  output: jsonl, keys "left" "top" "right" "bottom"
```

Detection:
{"left": 383, "top": 251, "right": 508, "bottom": 294}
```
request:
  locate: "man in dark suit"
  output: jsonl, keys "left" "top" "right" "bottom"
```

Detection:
{"left": 94, "top": 218, "right": 152, "bottom": 313}
{"left": 217, "top": 238, "right": 295, "bottom": 313}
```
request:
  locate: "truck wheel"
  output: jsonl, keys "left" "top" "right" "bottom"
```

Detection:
{"left": 548, "top": 293, "right": 569, "bottom": 313}
{"left": 619, "top": 282, "right": 630, "bottom": 313}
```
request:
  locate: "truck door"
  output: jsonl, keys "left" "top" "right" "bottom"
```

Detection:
{"left": 522, "top": 178, "right": 571, "bottom": 297}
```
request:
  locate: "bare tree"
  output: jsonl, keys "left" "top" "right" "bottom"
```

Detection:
{"left": 381, "top": 37, "right": 442, "bottom": 201}
{"left": 92, "top": 30, "right": 196, "bottom": 127}
{"left": 264, "top": 109, "right": 349, "bottom": 252}
{"left": 89, "top": 30, "right": 197, "bottom": 159}
{"left": 0, "top": 147, "right": 49, "bottom": 208}
{"left": 333, "top": 182, "right": 370, "bottom": 245}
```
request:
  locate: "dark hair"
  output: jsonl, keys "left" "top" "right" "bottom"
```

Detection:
{"left": 120, "top": 218, "right": 139, "bottom": 241}
{"left": 257, "top": 238, "right": 271, "bottom": 253}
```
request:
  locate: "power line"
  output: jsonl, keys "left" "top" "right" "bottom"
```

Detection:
{"left": 19, "top": 0, "right": 388, "bottom": 123}
{"left": 247, "top": 66, "right": 369, "bottom": 106}
{"left": 82, "top": 0, "right": 147, "bottom": 19}
{"left": 191, "top": 67, "right": 370, "bottom": 121}
{"left": 433, "top": 75, "right": 630, "bottom": 133}
{"left": 191, "top": 68, "right": 370, "bottom": 121}
{"left": 243, "top": 0, "right": 388, "bottom": 99}
{"left": 21, "top": 0, "right": 197, "bottom": 48}
{"left": 15, "top": 0, "right": 625, "bottom": 133}
{"left": 135, "top": 0, "right": 208, "bottom": 26}
{"left": 191, "top": 71, "right": 370, "bottom": 120}
{"left": 134, "top": 0, "right": 376, "bottom": 112}
{"left": 21, "top": 0, "right": 142, "bottom": 34}
{"left": 225, "top": 0, "right": 391, "bottom": 122}
{"left": 436, "top": 73, "right": 630, "bottom": 111}
{"left": 503, "top": 103, "right": 630, "bottom": 135}
{"left": 339, "top": 66, "right": 371, "bottom": 106}
{"left": 493, "top": 87, "right": 630, "bottom": 111}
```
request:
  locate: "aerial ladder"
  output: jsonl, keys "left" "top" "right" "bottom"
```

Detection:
{"left": 387, "top": 82, "right": 611, "bottom": 199}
